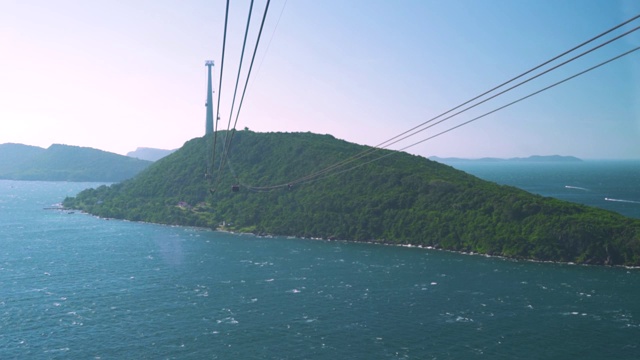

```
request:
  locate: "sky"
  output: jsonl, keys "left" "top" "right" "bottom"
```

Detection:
{"left": 1, "top": 0, "right": 639, "bottom": 159}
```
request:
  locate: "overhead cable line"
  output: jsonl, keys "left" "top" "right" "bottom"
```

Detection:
{"left": 209, "top": 0, "right": 231, "bottom": 186}
{"left": 263, "top": 14, "right": 640, "bottom": 188}
{"left": 215, "top": 0, "right": 272, "bottom": 193}
{"left": 368, "top": 24, "right": 640, "bottom": 153}
{"left": 219, "top": 0, "right": 255, "bottom": 159}
{"left": 210, "top": 0, "right": 256, "bottom": 193}
{"left": 239, "top": 16, "right": 640, "bottom": 191}
{"left": 223, "top": 0, "right": 272, "bottom": 159}
{"left": 297, "top": 45, "right": 640, "bottom": 186}
{"left": 252, "top": 0, "right": 287, "bottom": 83}
{"left": 369, "top": 13, "right": 640, "bottom": 151}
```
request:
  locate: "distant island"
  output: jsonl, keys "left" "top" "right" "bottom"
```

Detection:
{"left": 430, "top": 155, "right": 583, "bottom": 163}
{"left": 127, "top": 147, "right": 176, "bottom": 162}
{"left": 0, "top": 143, "right": 152, "bottom": 182}
{"left": 63, "top": 131, "right": 640, "bottom": 266}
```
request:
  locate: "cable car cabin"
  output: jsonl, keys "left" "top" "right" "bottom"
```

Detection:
{"left": 231, "top": 184, "right": 240, "bottom": 192}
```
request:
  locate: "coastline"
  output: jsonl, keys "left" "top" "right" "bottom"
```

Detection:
{"left": 62, "top": 207, "right": 639, "bottom": 269}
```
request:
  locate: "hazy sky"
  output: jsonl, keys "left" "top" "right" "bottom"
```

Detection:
{"left": 1, "top": 0, "right": 639, "bottom": 159}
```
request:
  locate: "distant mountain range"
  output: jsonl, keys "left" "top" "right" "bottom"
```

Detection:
{"left": 127, "top": 147, "right": 176, "bottom": 162}
{"left": 430, "top": 155, "right": 583, "bottom": 163}
{"left": 0, "top": 143, "right": 152, "bottom": 182}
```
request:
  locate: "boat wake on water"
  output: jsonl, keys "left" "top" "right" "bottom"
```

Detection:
{"left": 565, "top": 185, "right": 590, "bottom": 191}
{"left": 604, "top": 198, "right": 640, "bottom": 204}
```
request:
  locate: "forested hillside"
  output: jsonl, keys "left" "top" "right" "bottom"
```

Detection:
{"left": 63, "top": 131, "right": 640, "bottom": 266}
{"left": 0, "top": 143, "right": 152, "bottom": 182}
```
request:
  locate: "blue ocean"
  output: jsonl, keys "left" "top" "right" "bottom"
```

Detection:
{"left": 446, "top": 160, "right": 640, "bottom": 219}
{"left": 1, "top": 161, "right": 639, "bottom": 359}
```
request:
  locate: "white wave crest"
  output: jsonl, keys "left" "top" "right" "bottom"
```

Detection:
{"left": 604, "top": 198, "right": 640, "bottom": 204}
{"left": 565, "top": 185, "right": 589, "bottom": 191}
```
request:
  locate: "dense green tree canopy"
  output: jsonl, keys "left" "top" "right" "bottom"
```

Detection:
{"left": 63, "top": 131, "right": 640, "bottom": 266}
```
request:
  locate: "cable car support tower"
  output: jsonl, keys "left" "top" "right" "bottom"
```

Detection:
{"left": 205, "top": 60, "right": 216, "bottom": 180}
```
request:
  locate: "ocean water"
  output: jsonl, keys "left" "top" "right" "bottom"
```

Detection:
{"left": 1, "top": 170, "right": 639, "bottom": 359}
{"left": 445, "top": 160, "right": 640, "bottom": 219}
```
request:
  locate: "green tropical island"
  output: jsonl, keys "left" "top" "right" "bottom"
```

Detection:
{"left": 0, "top": 143, "right": 152, "bottom": 182}
{"left": 62, "top": 130, "right": 640, "bottom": 266}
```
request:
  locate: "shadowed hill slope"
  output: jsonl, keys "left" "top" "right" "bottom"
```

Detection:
{"left": 0, "top": 143, "right": 46, "bottom": 174}
{"left": 0, "top": 143, "right": 152, "bottom": 182}
{"left": 63, "top": 131, "right": 640, "bottom": 266}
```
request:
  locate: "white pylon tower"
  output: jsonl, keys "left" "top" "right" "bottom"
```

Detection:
{"left": 205, "top": 60, "right": 215, "bottom": 135}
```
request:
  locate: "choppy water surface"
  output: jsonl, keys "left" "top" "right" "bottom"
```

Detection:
{"left": 1, "top": 177, "right": 639, "bottom": 359}
{"left": 447, "top": 160, "right": 640, "bottom": 218}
